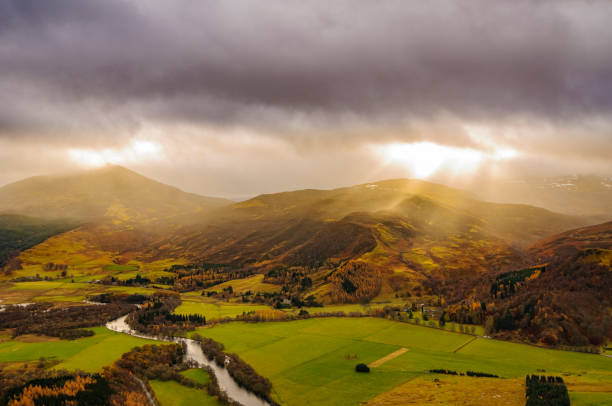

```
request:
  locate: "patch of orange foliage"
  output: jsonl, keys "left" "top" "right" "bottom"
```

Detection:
{"left": 9, "top": 376, "right": 94, "bottom": 406}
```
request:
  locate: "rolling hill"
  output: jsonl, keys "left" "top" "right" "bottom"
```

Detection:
{"left": 529, "top": 220, "right": 612, "bottom": 263}
{"left": 0, "top": 214, "right": 79, "bottom": 268}
{"left": 472, "top": 221, "right": 612, "bottom": 346}
{"left": 0, "top": 166, "right": 232, "bottom": 272}
{"left": 169, "top": 178, "right": 587, "bottom": 259}
{"left": 1, "top": 171, "right": 595, "bottom": 306}
{"left": 1, "top": 169, "right": 608, "bottom": 345}
{"left": 147, "top": 179, "right": 589, "bottom": 303}
{"left": 0, "top": 165, "right": 231, "bottom": 222}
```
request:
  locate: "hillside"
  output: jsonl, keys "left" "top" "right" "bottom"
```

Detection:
{"left": 0, "top": 165, "right": 231, "bottom": 222}
{"left": 0, "top": 214, "right": 79, "bottom": 268}
{"left": 467, "top": 222, "right": 612, "bottom": 346}
{"left": 2, "top": 175, "right": 593, "bottom": 306}
{"left": 148, "top": 179, "right": 588, "bottom": 303}
{"left": 529, "top": 220, "right": 612, "bottom": 263}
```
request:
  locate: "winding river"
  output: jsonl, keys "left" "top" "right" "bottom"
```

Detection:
{"left": 106, "top": 316, "right": 270, "bottom": 406}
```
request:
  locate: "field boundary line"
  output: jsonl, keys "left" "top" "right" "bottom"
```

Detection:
{"left": 368, "top": 347, "right": 408, "bottom": 368}
{"left": 453, "top": 336, "right": 477, "bottom": 353}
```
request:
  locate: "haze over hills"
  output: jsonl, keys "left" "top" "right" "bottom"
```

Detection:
{"left": 472, "top": 175, "right": 612, "bottom": 220}
{"left": 170, "top": 177, "right": 588, "bottom": 258}
{"left": 132, "top": 177, "right": 590, "bottom": 304}
{"left": 0, "top": 166, "right": 600, "bottom": 306}
{"left": 0, "top": 165, "right": 231, "bottom": 222}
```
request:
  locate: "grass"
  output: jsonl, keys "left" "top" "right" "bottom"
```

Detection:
{"left": 203, "top": 274, "right": 280, "bottom": 294}
{"left": 0, "top": 280, "right": 172, "bottom": 304}
{"left": 150, "top": 380, "right": 222, "bottom": 406}
{"left": 571, "top": 391, "right": 612, "bottom": 406}
{"left": 175, "top": 299, "right": 271, "bottom": 320}
{"left": 181, "top": 368, "right": 210, "bottom": 385}
{"left": 176, "top": 297, "right": 484, "bottom": 337}
{"left": 1, "top": 226, "right": 186, "bottom": 285}
{"left": 364, "top": 375, "right": 524, "bottom": 406}
{"left": 103, "top": 264, "right": 140, "bottom": 272}
{"left": 190, "top": 317, "right": 612, "bottom": 406}
{"left": 0, "top": 327, "right": 153, "bottom": 372}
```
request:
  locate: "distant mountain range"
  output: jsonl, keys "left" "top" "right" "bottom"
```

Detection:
{"left": 0, "top": 168, "right": 595, "bottom": 277}
{"left": 472, "top": 175, "right": 612, "bottom": 219}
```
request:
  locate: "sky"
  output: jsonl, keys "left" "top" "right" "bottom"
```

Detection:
{"left": 1, "top": 0, "right": 611, "bottom": 198}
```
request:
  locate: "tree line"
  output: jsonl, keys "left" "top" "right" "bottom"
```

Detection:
{"left": 192, "top": 333, "right": 277, "bottom": 405}
{"left": 126, "top": 293, "right": 207, "bottom": 337}
{"left": 525, "top": 375, "right": 569, "bottom": 406}
{"left": 0, "top": 302, "right": 135, "bottom": 340}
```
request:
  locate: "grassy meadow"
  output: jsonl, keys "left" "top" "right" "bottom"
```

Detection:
{"left": 175, "top": 298, "right": 272, "bottom": 320}
{"left": 0, "top": 225, "right": 184, "bottom": 287}
{"left": 0, "top": 327, "right": 153, "bottom": 372}
{"left": 150, "top": 379, "right": 222, "bottom": 406}
{"left": 202, "top": 274, "right": 281, "bottom": 294}
{"left": 0, "top": 279, "right": 170, "bottom": 304}
{"left": 191, "top": 317, "right": 612, "bottom": 406}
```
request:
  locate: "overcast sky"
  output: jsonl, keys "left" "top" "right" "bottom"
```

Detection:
{"left": 1, "top": 0, "right": 611, "bottom": 198}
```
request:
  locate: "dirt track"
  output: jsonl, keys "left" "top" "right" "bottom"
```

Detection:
{"left": 368, "top": 348, "right": 409, "bottom": 368}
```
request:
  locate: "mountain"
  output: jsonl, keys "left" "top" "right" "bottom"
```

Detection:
{"left": 172, "top": 178, "right": 587, "bottom": 258}
{"left": 529, "top": 220, "right": 612, "bottom": 263}
{"left": 472, "top": 175, "right": 612, "bottom": 220}
{"left": 149, "top": 179, "right": 589, "bottom": 303}
{"left": 474, "top": 222, "right": 612, "bottom": 346}
{"left": 0, "top": 165, "right": 231, "bottom": 222}
{"left": 2, "top": 173, "right": 594, "bottom": 305}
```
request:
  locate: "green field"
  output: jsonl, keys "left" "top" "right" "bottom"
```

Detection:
{"left": 571, "top": 391, "right": 612, "bottom": 406}
{"left": 177, "top": 297, "right": 485, "bottom": 336}
{"left": 175, "top": 298, "right": 272, "bottom": 320}
{"left": 181, "top": 368, "right": 211, "bottom": 385}
{"left": 191, "top": 317, "right": 612, "bottom": 406}
{"left": 203, "top": 274, "right": 281, "bottom": 294}
{"left": 150, "top": 379, "right": 222, "bottom": 406}
{"left": 0, "top": 327, "right": 153, "bottom": 372}
{"left": 103, "top": 263, "right": 140, "bottom": 272}
{"left": 0, "top": 280, "right": 171, "bottom": 304}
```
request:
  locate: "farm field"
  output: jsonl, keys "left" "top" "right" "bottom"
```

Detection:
{"left": 175, "top": 297, "right": 272, "bottom": 320}
{"left": 0, "top": 326, "right": 153, "bottom": 372}
{"left": 570, "top": 391, "right": 612, "bottom": 406}
{"left": 363, "top": 375, "right": 525, "bottom": 406}
{"left": 191, "top": 317, "right": 612, "bottom": 406}
{"left": 150, "top": 379, "right": 222, "bottom": 406}
{"left": 0, "top": 280, "right": 171, "bottom": 303}
{"left": 203, "top": 274, "right": 281, "bottom": 294}
{"left": 177, "top": 295, "right": 485, "bottom": 335}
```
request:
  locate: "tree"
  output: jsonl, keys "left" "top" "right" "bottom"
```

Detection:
{"left": 300, "top": 276, "right": 312, "bottom": 290}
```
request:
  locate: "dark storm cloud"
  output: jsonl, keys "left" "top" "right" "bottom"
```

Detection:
{"left": 0, "top": 0, "right": 611, "bottom": 195}
{"left": 1, "top": 0, "right": 612, "bottom": 135}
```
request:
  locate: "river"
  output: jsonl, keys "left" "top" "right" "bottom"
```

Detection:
{"left": 106, "top": 316, "right": 270, "bottom": 406}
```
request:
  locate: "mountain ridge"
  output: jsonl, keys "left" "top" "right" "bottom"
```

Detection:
{"left": 0, "top": 165, "right": 232, "bottom": 222}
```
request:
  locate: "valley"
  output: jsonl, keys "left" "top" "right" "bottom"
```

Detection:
{"left": 0, "top": 167, "right": 610, "bottom": 405}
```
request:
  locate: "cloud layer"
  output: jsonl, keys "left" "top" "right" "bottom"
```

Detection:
{"left": 0, "top": 0, "right": 611, "bottom": 195}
